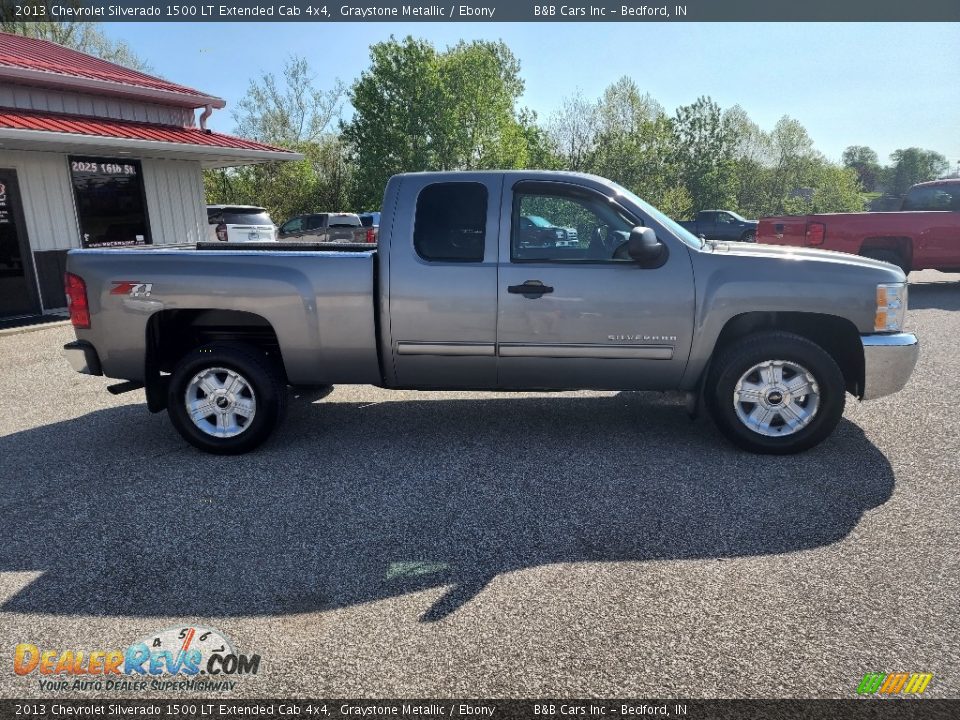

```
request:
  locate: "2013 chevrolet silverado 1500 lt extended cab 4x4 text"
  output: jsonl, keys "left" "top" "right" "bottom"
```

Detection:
{"left": 63, "top": 171, "right": 919, "bottom": 455}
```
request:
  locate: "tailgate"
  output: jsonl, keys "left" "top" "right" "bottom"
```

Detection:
{"left": 757, "top": 217, "right": 808, "bottom": 246}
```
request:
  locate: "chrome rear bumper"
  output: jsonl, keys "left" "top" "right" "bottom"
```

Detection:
{"left": 860, "top": 333, "right": 919, "bottom": 401}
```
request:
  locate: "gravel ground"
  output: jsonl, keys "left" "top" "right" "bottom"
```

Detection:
{"left": 0, "top": 270, "right": 958, "bottom": 700}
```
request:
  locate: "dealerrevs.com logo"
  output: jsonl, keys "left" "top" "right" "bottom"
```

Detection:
{"left": 857, "top": 672, "right": 933, "bottom": 696}
{"left": 13, "top": 626, "right": 260, "bottom": 693}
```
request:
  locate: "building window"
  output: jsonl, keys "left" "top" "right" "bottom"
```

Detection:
{"left": 69, "top": 157, "right": 151, "bottom": 248}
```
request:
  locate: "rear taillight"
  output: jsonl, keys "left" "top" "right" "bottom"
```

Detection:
{"left": 215, "top": 223, "right": 228, "bottom": 242}
{"left": 64, "top": 272, "right": 90, "bottom": 329}
{"left": 365, "top": 228, "right": 376, "bottom": 243}
{"left": 805, "top": 222, "right": 825, "bottom": 246}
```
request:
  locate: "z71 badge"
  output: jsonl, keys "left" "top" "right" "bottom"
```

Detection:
{"left": 110, "top": 281, "right": 153, "bottom": 298}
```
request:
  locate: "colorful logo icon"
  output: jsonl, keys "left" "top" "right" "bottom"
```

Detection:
{"left": 857, "top": 672, "right": 933, "bottom": 695}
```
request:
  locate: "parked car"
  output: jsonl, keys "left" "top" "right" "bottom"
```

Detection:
{"left": 517, "top": 215, "right": 575, "bottom": 247}
{"left": 64, "top": 170, "right": 918, "bottom": 456}
{"left": 899, "top": 178, "right": 960, "bottom": 211}
{"left": 756, "top": 179, "right": 960, "bottom": 273}
{"left": 679, "top": 210, "right": 757, "bottom": 242}
{"left": 358, "top": 212, "right": 381, "bottom": 243}
{"left": 206, "top": 205, "right": 276, "bottom": 243}
{"left": 277, "top": 213, "right": 372, "bottom": 244}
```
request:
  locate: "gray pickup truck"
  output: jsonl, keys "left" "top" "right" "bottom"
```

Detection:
{"left": 63, "top": 171, "right": 919, "bottom": 455}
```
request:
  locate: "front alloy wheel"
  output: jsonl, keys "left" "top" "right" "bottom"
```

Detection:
{"left": 733, "top": 360, "right": 820, "bottom": 437}
{"left": 707, "top": 332, "right": 846, "bottom": 454}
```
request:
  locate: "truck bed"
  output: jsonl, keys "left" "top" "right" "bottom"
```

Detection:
{"left": 66, "top": 244, "right": 383, "bottom": 386}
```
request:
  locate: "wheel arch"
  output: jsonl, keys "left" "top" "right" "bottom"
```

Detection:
{"left": 860, "top": 236, "right": 913, "bottom": 271}
{"left": 144, "top": 309, "right": 287, "bottom": 413}
{"left": 710, "top": 311, "right": 864, "bottom": 399}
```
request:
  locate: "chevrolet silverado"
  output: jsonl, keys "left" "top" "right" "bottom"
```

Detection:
{"left": 63, "top": 171, "right": 919, "bottom": 455}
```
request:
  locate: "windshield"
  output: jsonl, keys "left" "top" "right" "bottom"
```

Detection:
{"left": 610, "top": 183, "right": 704, "bottom": 249}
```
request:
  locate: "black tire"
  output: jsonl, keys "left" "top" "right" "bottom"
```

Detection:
{"left": 861, "top": 248, "right": 908, "bottom": 275}
{"left": 740, "top": 230, "right": 757, "bottom": 242}
{"left": 167, "top": 343, "right": 287, "bottom": 454}
{"left": 706, "top": 332, "right": 846, "bottom": 455}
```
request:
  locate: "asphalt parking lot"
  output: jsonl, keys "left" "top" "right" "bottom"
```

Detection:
{"left": 1, "top": 270, "right": 958, "bottom": 700}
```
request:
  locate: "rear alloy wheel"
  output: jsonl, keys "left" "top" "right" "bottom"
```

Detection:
{"left": 167, "top": 343, "right": 286, "bottom": 454}
{"left": 707, "top": 332, "right": 845, "bottom": 454}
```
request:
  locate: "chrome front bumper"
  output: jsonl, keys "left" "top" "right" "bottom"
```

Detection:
{"left": 64, "top": 340, "right": 102, "bottom": 376}
{"left": 860, "top": 333, "right": 919, "bottom": 401}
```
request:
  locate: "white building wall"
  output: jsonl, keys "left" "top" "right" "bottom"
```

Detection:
{"left": 141, "top": 157, "right": 207, "bottom": 246}
{"left": 0, "top": 148, "right": 78, "bottom": 252}
{"left": 0, "top": 149, "right": 207, "bottom": 251}
{"left": 0, "top": 85, "right": 196, "bottom": 126}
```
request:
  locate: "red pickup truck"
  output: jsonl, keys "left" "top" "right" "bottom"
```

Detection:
{"left": 756, "top": 179, "right": 960, "bottom": 273}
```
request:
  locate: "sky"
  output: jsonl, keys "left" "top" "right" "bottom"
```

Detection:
{"left": 105, "top": 22, "right": 960, "bottom": 169}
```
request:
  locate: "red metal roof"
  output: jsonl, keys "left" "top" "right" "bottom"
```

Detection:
{"left": 0, "top": 31, "right": 220, "bottom": 103}
{"left": 0, "top": 108, "right": 295, "bottom": 155}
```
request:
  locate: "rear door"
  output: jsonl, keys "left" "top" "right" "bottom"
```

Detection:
{"left": 496, "top": 179, "right": 695, "bottom": 390}
{"left": 699, "top": 211, "right": 718, "bottom": 238}
{"left": 902, "top": 184, "right": 960, "bottom": 269}
{"left": 387, "top": 174, "right": 502, "bottom": 388}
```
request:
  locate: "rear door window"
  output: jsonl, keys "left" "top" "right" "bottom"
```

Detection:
{"left": 414, "top": 183, "right": 488, "bottom": 262}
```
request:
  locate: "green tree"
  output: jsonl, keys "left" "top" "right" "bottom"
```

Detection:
{"left": 672, "top": 96, "right": 737, "bottom": 212}
{"left": 723, "top": 105, "right": 771, "bottom": 217}
{"left": 205, "top": 55, "right": 351, "bottom": 222}
{"left": 546, "top": 91, "right": 599, "bottom": 171}
{"left": 233, "top": 56, "right": 345, "bottom": 146}
{"left": 841, "top": 145, "right": 882, "bottom": 192}
{"left": 343, "top": 36, "right": 534, "bottom": 207}
{"left": 884, "top": 147, "right": 949, "bottom": 195}
{"left": 1, "top": 2, "right": 150, "bottom": 70}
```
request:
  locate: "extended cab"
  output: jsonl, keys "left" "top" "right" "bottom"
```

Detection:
{"left": 678, "top": 210, "right": 757, "bottom": 242}
{"left": 756, "top": 179, "right": 960, "bottom": 273}
{"left": 63, "top": 171, "right": 919, "bottom": 455}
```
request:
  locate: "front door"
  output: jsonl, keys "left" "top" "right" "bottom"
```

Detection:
{"left": 388, "top": 173, "right": 503, "bottom": 388}
{"left": 497, "top": 180, "right": 696, "bottom": 390}
{"left": 0, "top": 169, "right": 40, "bottom": 319}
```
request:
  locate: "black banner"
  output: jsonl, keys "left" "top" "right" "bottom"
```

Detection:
{"left": 1, "top": 0, "right": 959, "bottom": 22}
{"left": 2, "top": 700, "right": 960, "bottom": 720}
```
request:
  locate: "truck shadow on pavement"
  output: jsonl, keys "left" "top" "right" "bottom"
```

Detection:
{"left": 0, "top": 391, "right": 894, "bottom": 622}
{"left": 906, "top": 279, "right": 960, "bottom": 311}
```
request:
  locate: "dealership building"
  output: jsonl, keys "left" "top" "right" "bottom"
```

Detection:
{"left": 0, "top": 31, "right": 299, "bottom": 320}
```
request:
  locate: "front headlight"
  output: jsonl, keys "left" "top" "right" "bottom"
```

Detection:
{"left": 875, "top": 282, "right": 907, "bottom": 332}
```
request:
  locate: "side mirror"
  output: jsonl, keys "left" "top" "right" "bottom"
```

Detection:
{"left": 628, "top": 226, "right": 665, "bottom": 264}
